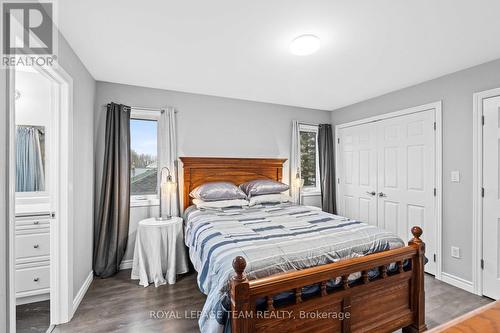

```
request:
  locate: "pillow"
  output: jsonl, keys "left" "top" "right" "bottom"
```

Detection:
{"left": 239, "top": 179, "right": 289, "bottom": 198}
{"left": 248, "top": 193, "right": 291, "bottom": 206}
{"left": 189, "top": 181, "right": 247, "bottom": 201}
{"left": 193, "top": 198, "right": 249, "bottom": 209}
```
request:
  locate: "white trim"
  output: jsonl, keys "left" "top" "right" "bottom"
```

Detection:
{"left": 440, "top": 272, "right": 474, "bottom": 294}
{"left": 334, "top": 101, "right": 443, "bottom": 280}
{"left": 42, "top": 64, "right": 74, "bottom": 325}
{"left": 7, "top": 67, "right": 17, "bottom": 333}
{"left": 300, "top": 191, "right": 321, "bottom": 197}
{"left": 16, "top": 293, "right": 50, "bottom": 306}
{"left": 472, "top": 87, "right": 500, "bottom": 296}
{"left": 130, "top": 198, "right": 160, "bottom": 208}
{"left": 335, "top": 101, "right": 441, "bottom": 130}
{"left": 435, "top": 103, "right": 443, "bottom": 281}
{"left": 72, "top": 271, "right": 93, "bottom": 316}
{"left": 298, "top": 123, "right": 321, "bottom": 193}
{"left": 119, "top": 259, "right": 133, "bottom": 270}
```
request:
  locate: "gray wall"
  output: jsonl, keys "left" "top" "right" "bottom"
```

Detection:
{"left": 94, "top": 81, "right": 330, "bottom": 263}
{"left": 331, "top": 58, "right": 500, "bottom": 282}
{"left": 57, "top": 35, "right": 96, "bottom": 299}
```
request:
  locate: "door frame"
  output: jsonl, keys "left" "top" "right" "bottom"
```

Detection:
{"left": 334, "top": 101, "right": 443, "bottom": 280}
{"left": 472, "top": 87, "right": 500, "bottom": 296}
{"left": 7, "top": 63, "right": 74, "bottom": 331}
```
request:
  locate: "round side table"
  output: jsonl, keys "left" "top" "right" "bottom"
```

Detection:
{"left": 131, "top": 217, "right": 189, "bottom": 287}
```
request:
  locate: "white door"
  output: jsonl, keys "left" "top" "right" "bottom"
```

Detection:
{"left": 337, "top": 109, "right": 437, "bottom": 275}
{"left": 337, "top": 122, "right": 378, "bottom": 225}
{"left": 376, "top": 110, "right": 436, "bottom": 275}
{"left": 482, "top": 95, "right": 500, "bottom": 299}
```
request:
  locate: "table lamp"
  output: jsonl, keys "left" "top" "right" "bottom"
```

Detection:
{"left": 294, "top": 167, "right": 304, "bottom": 204}
{"left": 157, "top": 166, "right": 176, "bottom": 220}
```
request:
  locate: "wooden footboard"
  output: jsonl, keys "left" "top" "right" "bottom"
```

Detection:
{"left": 230, "top": 226, "right": 426, "bottom": 333}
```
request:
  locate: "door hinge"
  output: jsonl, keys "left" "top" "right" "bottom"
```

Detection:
{"left": 337, "top": 138, "right": 340, "bottom": 144}
{"left": 433, "top": 254, "right": 436, "bottom": 262}
{"left": 481, "top": 259, "right": 484, "bottom": 270}
{"left": 433, "top": 122, "right": 436, "bottom": 130}
{"left": 482, "top": 115, "right": 485, "bottom": 126}
{"left": 482, "top": 187, "right": 485, "bottom": 197}
{"left": 433, "top": 188, "right": 436, "bottom": 196}
{"left": 337, "top": 178, "right": 340, "bottom": 184}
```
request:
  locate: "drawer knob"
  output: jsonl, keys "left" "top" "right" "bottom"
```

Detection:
{"left": 33, "top": 221, "right": 39, "bottom": 225}
{"left": 33, "top": 277, "right": 39, "bottom": 282}
{"left": 33, "top": 244, "right": 39, "bottom": 249}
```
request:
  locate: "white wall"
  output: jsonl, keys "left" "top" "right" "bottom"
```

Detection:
{"left": 94, "top": 81, "right": 331, "bottom": 263}
{"left": 331, "top": 57, "right": 500, "bottom": 283}
{"left": 15, "top": 71, "right": 51, "bottom": 127}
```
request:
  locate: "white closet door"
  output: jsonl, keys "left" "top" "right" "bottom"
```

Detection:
{"left": 482, "top": 96, "right": 500, "bottom": 299}
{"left": 337, "top": 122, "right": 378, "bottom": 225}
{"left": 376, "top": 110, "right": 436, "bottom": 275}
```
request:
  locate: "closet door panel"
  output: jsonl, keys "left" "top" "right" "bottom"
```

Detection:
{"left": 376, "top": 110, "right": 436, "bottom": 275}
{"left": 337, "top": 123, "right": 378, "bottom": 225}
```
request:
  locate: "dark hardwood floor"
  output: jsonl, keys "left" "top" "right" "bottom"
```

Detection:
{"left": 16, "top": 300, "right": 50, "bottom": 333}
{"left": 47, "top": 270, "right": 491, "bottom": 333}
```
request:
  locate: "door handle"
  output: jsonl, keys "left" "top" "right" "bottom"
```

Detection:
{"left": 366, "top": 191, "right": 376, "bottom": 196}
{"left": 378, "top": 192, "right": 387, "bottom": 197}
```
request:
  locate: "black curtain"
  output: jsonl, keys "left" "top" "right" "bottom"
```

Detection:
{"left": 93, "top": 103, "right": 131, "bottom": 278}
{"left": 318, "top": 124, "right": 336, "bottom": 214}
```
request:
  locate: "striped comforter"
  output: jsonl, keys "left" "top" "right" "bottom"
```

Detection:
{"left": 184, "top": 203, "right": 404, "bottom": 333}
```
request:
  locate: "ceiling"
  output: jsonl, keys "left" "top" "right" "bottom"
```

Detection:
{"left": 58, "top": 0, "right": 500, "bottom": 110}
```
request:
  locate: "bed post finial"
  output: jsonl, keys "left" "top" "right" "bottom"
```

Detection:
{"left": 411, "top": 226, "right": 423, "bottom": 243}
{"left": 232, "top": 256, "right": 247, "bottom": 281}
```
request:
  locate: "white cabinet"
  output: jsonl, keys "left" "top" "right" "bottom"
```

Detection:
{"left": 15, "top": 214, "right": 51, "bottom": 305}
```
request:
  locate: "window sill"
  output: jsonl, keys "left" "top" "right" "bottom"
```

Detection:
{"left": 130, "top": 198, "right": 160, "bottom": 208}
{"left": 301, "top": 191, "right": 321, "bottom": 197}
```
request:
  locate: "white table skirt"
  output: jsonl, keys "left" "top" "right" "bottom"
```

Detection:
{"left": 131, "top": 217, "right": 189, "bottom": 287}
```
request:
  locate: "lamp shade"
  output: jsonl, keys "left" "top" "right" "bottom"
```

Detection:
{"left": 157, "top": 167, "right": 176, "bottom": 220}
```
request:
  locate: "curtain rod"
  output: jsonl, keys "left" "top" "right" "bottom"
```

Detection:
{"left": 106, "top": 104, "right": 178, "bottom": 113}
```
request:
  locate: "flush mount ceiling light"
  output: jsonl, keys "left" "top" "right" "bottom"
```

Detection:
{"left": 289, "top": 34, "right": 321, "bottom": 56}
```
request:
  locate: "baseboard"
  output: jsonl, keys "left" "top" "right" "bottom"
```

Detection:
{"left": 16, "top": 292, "right": 50, "bottom": 305}
{"left": 72, "top": 271, "right": 93, "bottom": 316}
{"left": 120, "top": 259, "right": 133, "bottom": 270}
{"left": 441, "top": 272, "right": 474, "bottom": 293}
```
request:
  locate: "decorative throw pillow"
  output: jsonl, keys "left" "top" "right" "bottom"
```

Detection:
{"left": 239, "top": 179, "right": 289, "bottom": 198}
{"left": 189, "top": 181, "right": 247, "bottom": 201}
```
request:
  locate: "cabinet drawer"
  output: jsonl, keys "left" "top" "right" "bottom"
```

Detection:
{"left": 16, "top": 233, "right": 50, "bottom": 259}
{"left": 16, "top": 265, "right": 50, "bottom": 293}
{"left": 16, "top": 217, "right": 50, "bottom": 228}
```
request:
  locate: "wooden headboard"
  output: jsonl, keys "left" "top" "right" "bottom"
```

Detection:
{"left": 179, "top": 157, "right": 287, "bottom": 210}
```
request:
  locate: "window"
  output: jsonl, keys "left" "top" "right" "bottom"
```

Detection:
{"left": 130, "top": 110, "right": 160, "bottom": 205}
{"left": 299, "top": 124, "right": 320, "bottom": 193}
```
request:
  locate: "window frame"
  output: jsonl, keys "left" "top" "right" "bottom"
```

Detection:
{"left": 298, "top": 123, "right": 321, "bottom": 196}
{"left": 129, "top": 109, "right": 161, "bottom": 207}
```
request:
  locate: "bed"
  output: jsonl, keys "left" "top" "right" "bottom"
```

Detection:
{"left": 180, "top": 157, "right": 426, "bottom": 333}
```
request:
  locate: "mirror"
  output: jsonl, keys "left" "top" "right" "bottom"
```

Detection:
{"left": 15, "top": 125, "right": 46, "bottom": 192}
